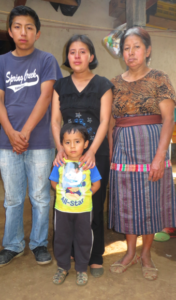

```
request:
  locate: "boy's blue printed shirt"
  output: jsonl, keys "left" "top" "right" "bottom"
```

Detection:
{"left": 0, "top": 48, "right": 62, "bottom": 150}
{"left": 49, "top": 159, "right": 102, "bottom": 213}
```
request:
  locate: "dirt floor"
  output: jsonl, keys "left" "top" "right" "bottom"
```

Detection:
{"left": 0, "top": 177, "right": 176, "bottom": 300}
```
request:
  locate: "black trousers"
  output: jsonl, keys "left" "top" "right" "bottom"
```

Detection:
{"left": 71, "top": 155, "right": 110, "bottom": 265}
{"left": 54, "top": 210, "right": 93, "bottom": 272}
{"left": 89, "top": 155, "right": 109, "bottom": 265}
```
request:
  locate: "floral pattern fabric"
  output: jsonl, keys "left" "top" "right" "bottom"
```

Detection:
{"left": 111, "top": 69, "right": 176, "bottom": 117}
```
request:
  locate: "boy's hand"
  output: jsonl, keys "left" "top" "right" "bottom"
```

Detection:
{"left": 8, "top": 129, "right": 29, "bottom": 154}
{"left": 53, "top": 147, "right": 67, "bottom": 167}
{"left": 79, "top": 149, "right": 95, "bottom": 170}
{"left": 20, "top": 128, "right": 31, "bottom": 143}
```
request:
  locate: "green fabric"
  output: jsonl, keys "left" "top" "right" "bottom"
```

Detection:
{"left": 154, "top": 232, "right": 170, "bottom": 242}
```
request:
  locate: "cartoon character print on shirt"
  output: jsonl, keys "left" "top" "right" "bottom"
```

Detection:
{"left": 62, "top": 162, "right": 86, "bottom": 201}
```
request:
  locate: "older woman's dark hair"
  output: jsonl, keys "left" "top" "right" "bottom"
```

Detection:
{"left": 63, "top": 35, "right": 98, "bottom": 70}
{"left": 120, "top": 27, "right": 151, "bottom": 63}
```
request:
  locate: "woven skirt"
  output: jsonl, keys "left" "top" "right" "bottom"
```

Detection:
{"left": 109, "top": 122, "right": 176, "bottom": 235}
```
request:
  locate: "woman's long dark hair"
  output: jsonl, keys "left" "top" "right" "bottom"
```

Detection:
{"left": 63, "top": 34, "right": 98, "bottom": 70}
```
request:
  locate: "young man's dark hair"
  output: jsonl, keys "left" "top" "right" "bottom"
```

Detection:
{"left": 9, "top": 5, "right": 41, "bottom": 33}
{"left": 63, "top": 34, "right": 98, "bottom": 70}
{"left": 60, "top": 123, "right": 90, "bottom": 144}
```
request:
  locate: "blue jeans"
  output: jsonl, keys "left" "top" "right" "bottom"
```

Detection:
{"left": 0, "top": 149, "right": 55, "bottom": 252}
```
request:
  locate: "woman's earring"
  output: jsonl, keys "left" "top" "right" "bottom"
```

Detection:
{"left": 147, "top": 57, "right": 151, "bottom": 66}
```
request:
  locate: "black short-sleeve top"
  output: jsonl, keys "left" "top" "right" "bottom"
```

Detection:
{"left": 53, "top": 74, "right": 114, "bottom": 156}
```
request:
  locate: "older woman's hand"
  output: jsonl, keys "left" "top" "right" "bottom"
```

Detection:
{"left": 148, "top": 98, "right": 175, "bottom": 182}
{"left": 148, "top": 156, "right": 165, "bottom": 182}
{"left": 53, "top": 147, "right": 67, "bottom": 167}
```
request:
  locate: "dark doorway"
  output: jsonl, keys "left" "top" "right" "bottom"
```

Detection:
{"left": 0, "top": 31, "right": 15, "bottom": 129}
{"left": 0, "top": 30, "right": 15, "bottom": 55}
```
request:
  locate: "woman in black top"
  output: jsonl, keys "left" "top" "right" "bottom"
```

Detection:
{"left": 52, "top": 35, "right": 113, "bottom": 277}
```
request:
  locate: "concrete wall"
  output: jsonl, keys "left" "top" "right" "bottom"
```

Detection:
{"left": 0, "top": 0, "right": 176, "bottom": 88}
{"left": 149, "top": 29, "right": 176, "bottom": 89}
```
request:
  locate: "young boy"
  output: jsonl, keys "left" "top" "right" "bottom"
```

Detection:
{"left": 0, "top": 6, "right": 62, "bottom": 266}
{"left": 49, "top": 123, "right": 101, "bottom": 286}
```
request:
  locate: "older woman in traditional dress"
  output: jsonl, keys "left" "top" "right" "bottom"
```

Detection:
{"left": 108, "top": 27, "right": 176, "bottom": 280}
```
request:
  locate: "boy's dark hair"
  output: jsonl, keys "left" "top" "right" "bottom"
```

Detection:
{"left": 60, "top": 123, "right": 89, "bottom": 144}
{"left": 63, "top": 34, "right": 98, "bottom": 70}
{"left": 9, "top": 6, "right": 41, "bottom": 33}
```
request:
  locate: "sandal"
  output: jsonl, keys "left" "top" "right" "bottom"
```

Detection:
{"left": 110, "top": 253, "right": 140, "bottom": 274}
{"left": 141, "top": 258, "right": 158, "bottom": 281}
{"left": 76, "top": 272, "right": 88, "bottom": 286}
{"left": 53, "top": 267, "right": 68, "bottom": 285}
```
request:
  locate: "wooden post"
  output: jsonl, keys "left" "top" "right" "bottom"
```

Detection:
{"left": 42, "top": 0, "right": 78, "bottom": 5}
{"left": 14, "top": 0, "right": 27, "bottom": 7}
{"left": 126, "top": 0, "right": 146, "bottom": 29}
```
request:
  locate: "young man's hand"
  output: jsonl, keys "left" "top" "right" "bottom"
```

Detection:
{"left": 20, "top": 128, "right": 31, "bottom": 143}
{"left": 8, "top": 129, "right": 29, "bottom": 154}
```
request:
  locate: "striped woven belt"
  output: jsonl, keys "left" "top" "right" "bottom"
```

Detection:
{"left": 115, "top": 114, "right": 162, "bottom": 127}
{"left": 110, "top": 160, "right": 172, "bottom": 172}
